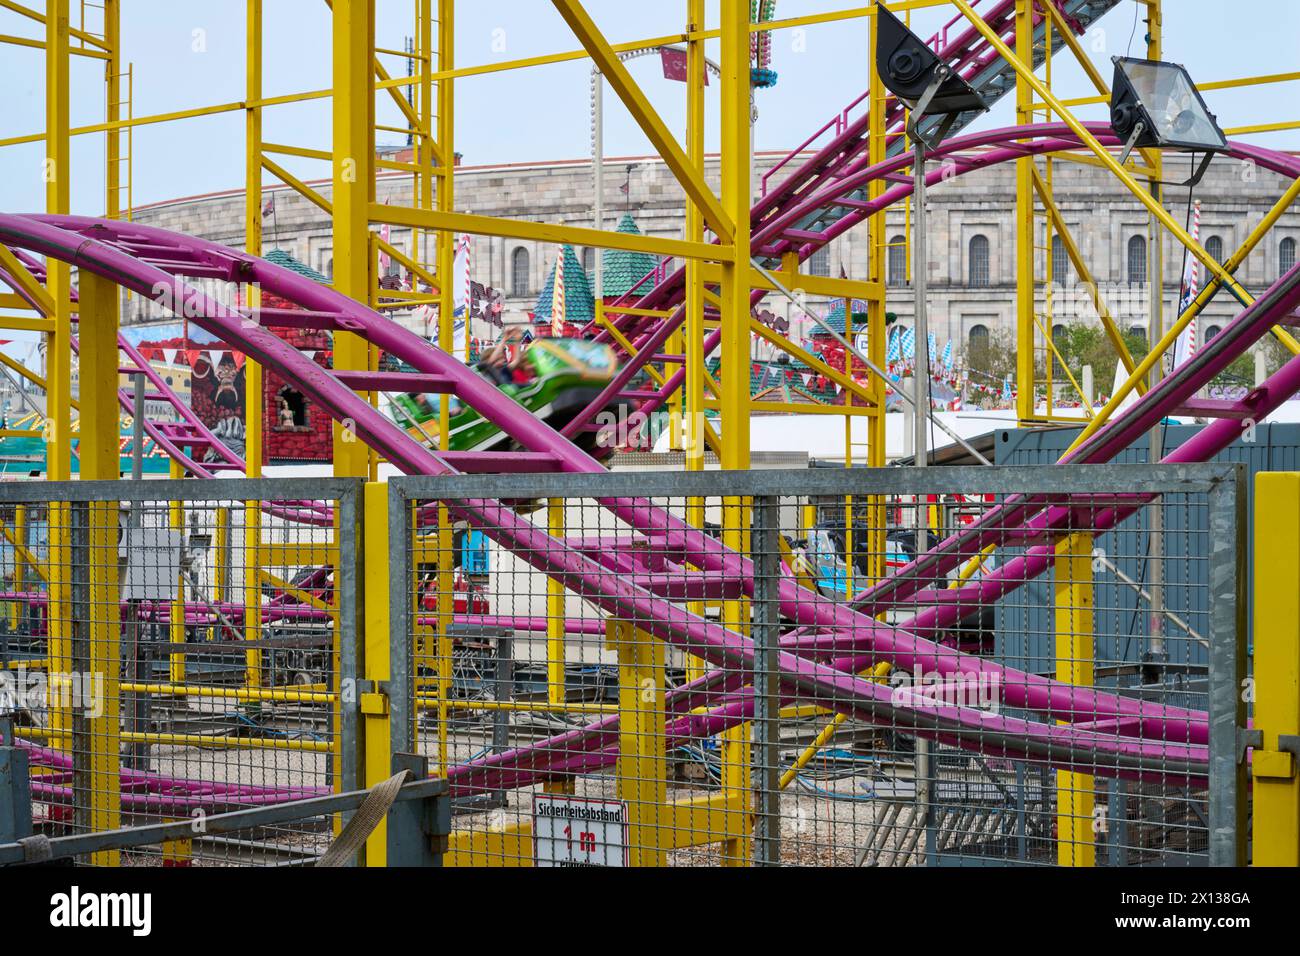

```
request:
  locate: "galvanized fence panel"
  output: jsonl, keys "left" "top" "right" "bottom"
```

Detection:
{"left": 389, "top": 464, "right": 1245, "bottom": 868}
{"left": 0, "top": 478, "right": 362, "bottom": 866}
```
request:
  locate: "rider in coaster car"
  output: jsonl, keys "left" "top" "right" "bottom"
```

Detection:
{"left": 476, "top": 325, "right": 533, "bottom": 387}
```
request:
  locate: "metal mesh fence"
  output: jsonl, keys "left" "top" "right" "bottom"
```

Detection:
{"left": 390, "top": 465, "right": 1244, "bottom": 868}
{"left": 0, "top": 479, "right": 360, "bottom": 866}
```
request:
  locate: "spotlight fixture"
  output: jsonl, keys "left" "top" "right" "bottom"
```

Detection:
{"left": 875, "top": 3, "right": 987, "bottom": 148}
{"left": 1110, "top": 56, "right": 1227, "bottom": 185}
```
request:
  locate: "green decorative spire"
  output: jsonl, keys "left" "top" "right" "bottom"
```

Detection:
{"left": 263, "top": 248, "right": 329, "bottom": 283}
{"left": 602, "top": 213, "right": 661, "bottom": 298}
{"left": 533, "top": 244, "right": 596, "bottom": 325}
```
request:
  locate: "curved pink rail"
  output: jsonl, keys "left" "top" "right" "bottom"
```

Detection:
{"left": 3, "top": 122, "right": 1297, "bottom": 801}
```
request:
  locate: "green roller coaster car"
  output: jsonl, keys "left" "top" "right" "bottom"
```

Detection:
{"left": 389, "top": 337, "right": 628, "bottom": 458}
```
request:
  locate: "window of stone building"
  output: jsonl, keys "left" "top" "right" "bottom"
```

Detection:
{"left": 1205, "top": 234, "right": 1223, "bottom": 263}
{"left": 581, "top": 247, "right": 595, "bottom": 273}
{"left": 1051, "top": 234, "right": 1069, "bottom": 287}
{"left": 968, "top": 234, "right": 990, "bottom": 287}
{"left": 325, "top": 257, "right": 334, "bottom": 280}
{"left": 1127, "top": 234, "right": 1147, "bottom": 285}
{"left": 968, "top": 323, "right": 989, "bottom": 353}
{"left": 887, "top": 234, "right": 907, "bottom": 285}
{"left": 511, "top": 246, "right": 531, "bottom": 297}
{"left": 1281, "top": 237, "right": 1296, "bottom": 277}
{"left": 808, "top": 245, "right": 831, "bottom": 278}
{"left": 274, "top": 386, "right": 310, "bottom": 430}
{"left": 1205, "top": 324, "right": 1222, "bottom": 341}
{"left": 1129, "top": 325, "right": 1147, "bottom": 347}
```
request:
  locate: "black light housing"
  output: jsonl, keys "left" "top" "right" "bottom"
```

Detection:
{"left": 1110, "top": 56, "right": 1227, "bottom": 153}
{"left": 875, "top": 4, "right": 987, "bottom": 118}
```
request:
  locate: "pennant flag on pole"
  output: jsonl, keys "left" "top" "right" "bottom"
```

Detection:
{"left": 886, "top": 326, "right": 901, "bottom": 362}
{"left": 941, "top": 339, "right": 953, "bottom": 370}
{"left": 927, "top": 330, "right": 937, "bottom": 362}
{"left": 900, "top": 326, "right": 916, "bottom": 360}
{"left": 378, "top": 223, "right": 392, "bottom": 275}
{"left": 452, "top": 234, "right": 472, "bottom": 317}
{"left": 1173, "top": 200, "right": 1201, "bottom": 369}
{"left": 552, "top": 248, "right": 567, "bottom": 336}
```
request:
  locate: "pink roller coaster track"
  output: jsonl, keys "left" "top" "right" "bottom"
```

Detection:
{"left": 2, "top": 13, "right": 1298, "bottom": 805}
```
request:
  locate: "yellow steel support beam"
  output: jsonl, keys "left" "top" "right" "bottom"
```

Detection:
{"left": 372, "top": 203, "right": 723, "bottom": 263}
{"left": 1054, "top": 533, "right": 1095, "bottom": 866}
{"left": 44, "top": 0, "right": 71, "bottom": 481}
{"left": 0, "top": 245, "right": 57, "bottom": 319}
{"left": 77, "top": 271, "right": 123, "bottom": 864}
{"left": 1013, "top": 0, "right": 1035, "bottom": 421}
{"left": 544, "top": 498, "right": 572, "bottom": 794}
{"left": 1253, "top": 472, "right": 1300, "bottom": 867}
{"left": 245, "top": 0, "right": 264, "bottom": 482}
{"left": 362, "top": 482, "right": 393, "bottom": 865}
{"left": 550, "top": 0, "right": 733, "bottom": 244}
{"left": 42, "top": 0, "right": 73, "bottom": 757}
{"left": 261, "top": 157, "right": 332, "bottom": 215}
{"left": 332, "top": 0, "right": 377, "bottom": 479}
{"left": 697, "top": 262, "right": 881, "bottom": 302}
{"left": 607, "top": 618, "right": 667, "bottom": 866}
{"left": 242, "top": 0, "right": 265, "bottom": 707}
{"left": 103, "top": 0, "right": 122, "bottom": 219}
{"left": 718, "top": 0, "right": 752, "bottom": 865}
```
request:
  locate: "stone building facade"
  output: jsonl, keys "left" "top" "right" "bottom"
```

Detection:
{"left": 126, "top": 147, "right": 1300, "bottom": 357}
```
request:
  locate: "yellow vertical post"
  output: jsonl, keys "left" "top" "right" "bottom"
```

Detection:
{"left": 865, "top": 10, "right": 887, "bottom": 580}
{"left": 1054, "top": 532, "right": 1095, "bottom": 866}
{"left": 682, "top": 0, "right": 708, "bottom": 684}
{"left": 361, "top": 482, "right": 393, "bottom": 865}
{"left": 544, "top": 497, "right": 573, "bottom": 794}
{"left": 243, "top": 0, "right": 265, "bottom": 696}
{"left": 433, "top": 0, "right": 457, "bottom": 780}
{"left": 9, "top": 506, "right": 24, "bottom": 629}
{"left": 168, "top": 458, "right": 186, "bottom": 684}
{"left": 45, "top": 0, "right": 71, "bottom": 481}
{"left": 213, "top": 507, "right": 229, "bottom": 603}
{"left": 332, "top": 0, "right": 377, "bottom": 479}
{"left": 44, "top": 0, "right": 73, "bottom": 750}
{"left": 1253, "top": 473, "right": 1300, "bottom": 867}
{"left": 1013, "top": 0, "right": 1035, "bottom": 422}
{"left": 244, "top": 0, "right": 264, "bottom": 480}
{"left": 103, "top": 0, "right": 122, "bottom": 219}
{"left": 607, "top": 618, "right": 666, "bottom": 867}
{"left": 77, "top": 272, "right": 123, "bottom": 865}
{"left": 718, "top": 0, "right": 752, "bottom": 865}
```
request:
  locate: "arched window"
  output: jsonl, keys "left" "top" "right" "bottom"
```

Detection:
{"left": 1202, "top": 235, "right": 1223, "bottom": 286}
{"left": 325, "top": 257, "right": 334, "bottom": 280}
{"left": 1205, "top": 324, "right": 1222, "bottom": 341}
{"left": 968, "top": 324, "right": 990, "bottom": 353}
{"left": 1051, "top": 235, "right": 1069, "bottom": 287}
{"left": 1051, "top": 324, "right": 1067, "bottom": 341}
{"left": 887, "top": 234, "right": 907, "bottom": 286}
{"left": 581, "top": 247, "right": 595, "bottom": 273}
{"left": 1127, "top": 234, "right": 1147, "bottom": 285}
{"left": 1281, "top": 237, "right": 1297, "bottom": 277}
{"left": 808, "top": 245, "right": 831, "bottom": 278}
{"left": 511, "top": 247, "right": 531, "bottom": 297}
{"left": 968, "top": 235, "right": 990, "bottom": 287}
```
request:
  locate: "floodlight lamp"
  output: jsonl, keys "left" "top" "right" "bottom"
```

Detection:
{"left": 1110, "top": 56, "right": 1227, "bottom": 154}
{"left": 875, "top": 3, "right": 987, "bottom": 148}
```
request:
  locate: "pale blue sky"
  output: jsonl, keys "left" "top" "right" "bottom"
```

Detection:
{"left": 1, "top": 0, "right": 1298, "bottom": 214}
